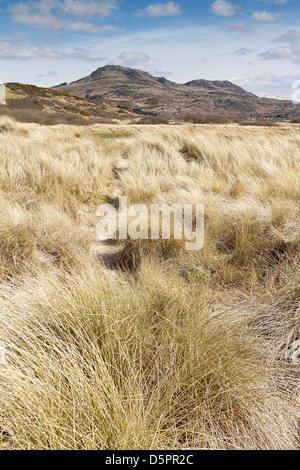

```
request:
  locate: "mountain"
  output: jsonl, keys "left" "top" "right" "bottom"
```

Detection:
{"left": 53, "top": 65, "right": 300, "bottom": 119}
{"left": 1, "top": 66, "right": 299, "bottom": 125}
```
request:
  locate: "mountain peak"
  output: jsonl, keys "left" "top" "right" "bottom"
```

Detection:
{"left": 90, "top": 65, "right": 176, "bottom": 86}
{"left": 91, "top": 65, "right": 151, "bottom": 80}
{"left": 91, "top": 65, "right": 126, "bottom": 75}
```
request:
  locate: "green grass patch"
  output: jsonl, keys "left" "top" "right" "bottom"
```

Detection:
{"left": 92, "top": 131, "right": 134, "bottom": 140}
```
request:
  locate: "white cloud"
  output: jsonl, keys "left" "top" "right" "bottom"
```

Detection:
{"left": 231, "top": 72, "right": 300, "bottom": 100}
{"left": 236, "top": 48, "right": 253, "bottom": 55}
{"left": 7, "top": 0, "right": 122, "bottom": 34}
{"left": 118, "top": 51, "right": 151, "bottom": 66}
{"left": 70, "top": 47, "right": 104, "bottom": 61}
{"left": 135, "top": 2, "right": 181, "bottom": 18}
{"left": 260, "top": 26, "right": 300, "bottom": 63}
{"left": 259, "top": 46, "right": 294, "bottom": 60}
{"left": 225, "top": 22, "right": 249, "bottom": 31}
{"left": 36, "top": 70, "right": 58, "bottom": 77}
{"left": 59, "top": 0, "right": 118, "bottom": 20}
{"left": 275, "top": 27, "right": 300, "bottom": 45}
{"left": 0, "top": 41, "right": 66, "bottom": 60}
{"left": 251, "top": 11, "right": 279, "bottom": 22}
{"left": 210, "top": 1, "right": 238, "bottom": 17}
{"left": 0, "top": 41, "right": 104, "bottom": 61}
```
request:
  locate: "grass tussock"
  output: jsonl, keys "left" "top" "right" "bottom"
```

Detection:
{"left": 0, "top": 118, "right": 116, "bottom": 279}
{"left": 0, "top": 117, "right": 299, "bottom": 449}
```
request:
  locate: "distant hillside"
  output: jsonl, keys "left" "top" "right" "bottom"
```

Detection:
{"left": 0, "top": 82, "right": 129, "bottom": 125}
{"left": 53, "top": 65, "right": 300, "bottom": 119}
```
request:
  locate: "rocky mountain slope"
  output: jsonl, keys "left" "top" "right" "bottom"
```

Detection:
{"left": 53, "top": 65, "right": 300, "bottom": 119}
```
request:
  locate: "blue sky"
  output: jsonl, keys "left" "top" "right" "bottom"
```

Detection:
{"left": 0, "top": 0, "right": 300, "bottom": 98}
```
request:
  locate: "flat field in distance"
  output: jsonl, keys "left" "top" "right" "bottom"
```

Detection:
{"left": 0, "top": 117, "right": 299, "bottom": 449}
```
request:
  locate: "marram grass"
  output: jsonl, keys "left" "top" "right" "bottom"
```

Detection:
{"left": 0, "top": 117, "right": 299, "bottom": 449}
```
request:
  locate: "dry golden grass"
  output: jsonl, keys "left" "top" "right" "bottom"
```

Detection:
{"left": 0, "top": 117, "right": 299, "bottom": 449}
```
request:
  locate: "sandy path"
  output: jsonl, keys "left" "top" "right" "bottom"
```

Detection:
{"left": 90, "top": 157, "right": 128, "bottom": 281}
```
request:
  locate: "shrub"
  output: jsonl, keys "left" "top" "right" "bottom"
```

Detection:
{"left": 239, "top": 120, "right": 278, "bottom": 127}
{"left": 180, "top": 114, "right": 231, "bottom": 124}
{"left": 136, "top": 115, "right": 169, "bottom": 125}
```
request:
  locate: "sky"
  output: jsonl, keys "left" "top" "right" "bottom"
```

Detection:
{"left": 0, "top": 0, "right": 300, "bottom": 99}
